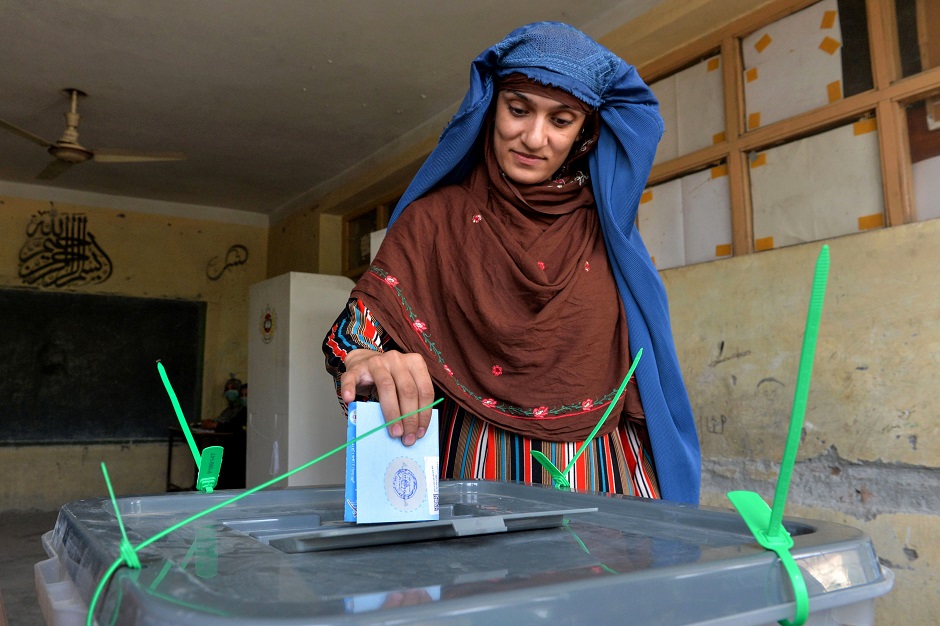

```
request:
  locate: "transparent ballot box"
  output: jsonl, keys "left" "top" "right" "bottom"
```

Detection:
{"left": 36, "top": 481, "right": 892, "bottom": 625}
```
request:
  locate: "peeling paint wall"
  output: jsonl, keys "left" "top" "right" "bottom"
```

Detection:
{"left": 0, "top": 195, "right": 267, "bottom": 510}
{"left": 664, "top": 219, "right": 940, "bottom": 624}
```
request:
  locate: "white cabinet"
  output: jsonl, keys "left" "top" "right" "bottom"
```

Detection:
{"left": 246, "top": 272, "right": 354, "bottom": 488}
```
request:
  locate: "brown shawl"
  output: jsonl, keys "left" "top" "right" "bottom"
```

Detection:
{"left": 352, "top": 81, "right": 643, "bottom": 441}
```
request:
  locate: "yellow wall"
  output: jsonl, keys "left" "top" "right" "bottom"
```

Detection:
{"left": 267, "top": 207, "right": 319, "bottom": 276}
{"left": 0, "top": 194, "right": 267, "bottom": 509}
{"left": 665, "top": 220, "right": 940, "bottom": 625}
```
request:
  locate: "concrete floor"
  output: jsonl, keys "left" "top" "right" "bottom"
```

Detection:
{"left": 0, "top": 510, "right": 59, "bottom": 626}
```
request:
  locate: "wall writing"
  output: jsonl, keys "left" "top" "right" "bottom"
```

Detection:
{"left": 18, "top": 210, "right": 113, "bottom": 287}
{"left": 206, "top": 244, "right": 248, "bottom": 281}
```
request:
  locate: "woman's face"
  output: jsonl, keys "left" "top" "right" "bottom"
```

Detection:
{"left": 493, "top": 89, "right": 587, "bottom": 185}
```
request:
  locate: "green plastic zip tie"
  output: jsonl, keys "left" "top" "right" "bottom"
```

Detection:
{"left": 100, "top": 463, "right": 140, "bottom": 570}
{"left": 531, "top": 348, "right": 642, "bottom": 491}
{"left": 562, "top": 519, "right": 618, "bottom": 575}
{"left": 157, "top": 361, "right": 223, "bottom": 493}
{"left": 87, "top": 398, "right": 442, "bottom": 626}
{"left": 728, "top": 244, "right": 830, "bottom": 626}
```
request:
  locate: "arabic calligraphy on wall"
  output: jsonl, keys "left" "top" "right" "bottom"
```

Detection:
{"left": 18, "top": 211, "right": 113, "bottom": 287}
{"left": 206, "top": 244, "right": 249, "bottom": 281}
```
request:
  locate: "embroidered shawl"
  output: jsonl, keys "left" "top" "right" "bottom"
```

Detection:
{"left": 367, "top": 22, "right": 700, "bottom": 503}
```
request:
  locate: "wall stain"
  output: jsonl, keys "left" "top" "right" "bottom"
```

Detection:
{"left": 709, "top": 344, "right": 752, "bottom": 367}
{"left": 706, "top": 415, "right": 727, "bottom": 435}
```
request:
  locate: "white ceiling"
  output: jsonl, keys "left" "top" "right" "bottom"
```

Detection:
{"left": 0, "top": 1, "right": 663, "bottom": 225}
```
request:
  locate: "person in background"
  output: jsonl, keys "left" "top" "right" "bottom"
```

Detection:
{"left": 197, "top": 377, "right": 247, "bottom": 489}
{"left": 201, "top": 376, "right": 243, "bottom": 430}
{"left": 216, "top": 383, "right": 247, "bottom": 434}
{"left": 323, "top": 22, "right": 700, "bottom": 503}
{"left": 215, "top": 381, "right": 247, "bottom": 489}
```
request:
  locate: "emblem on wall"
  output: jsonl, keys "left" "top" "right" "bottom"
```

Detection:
{"left": 260, "top": 305, "right": 276, "bottom": 343}
{"left": 206, "top": 244, "right": 249, "bottom": 281}
{"left": 18, "top": 210, "right": 113, "bottom": 287}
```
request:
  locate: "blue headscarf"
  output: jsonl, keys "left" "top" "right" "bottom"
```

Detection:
{"left": 388, "top": 22, "right": 701, "bottom": 504}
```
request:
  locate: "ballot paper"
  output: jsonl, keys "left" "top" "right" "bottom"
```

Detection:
{"left": 344, "top": 402, "right": 439, "bottom": 524}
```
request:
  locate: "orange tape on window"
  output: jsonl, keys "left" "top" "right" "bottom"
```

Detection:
{"left": 820, "top": 10, "right": 837, "bottom": 29}
{"left": 640, "top": 190, "right": 653, "bottom": 204}
{"left": 819, "top": 36, "right": 841, "bottom": 55}
{"left": 755, "top": 33, "right": 772, "bottom": 53}
{"left": 827, "top": 80, "right": 842, "bottom": 103}
{"left": 715, "top": 243, "right": 732, "bottom": 257}
{"left": 755, "top": 236, "right": 775, "bottom": 251}
{"left": 858, "top": 213, "right": 885, "bottom": 230}
{"left": 748, "top": 112, "right": 761, "bottom": 130}
{"left": 853, "top": 118, "right": 877, "bottom": 135}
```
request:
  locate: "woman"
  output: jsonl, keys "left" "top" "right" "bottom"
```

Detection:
{"left": 324, "top": 22, "right": 700, "bottom": 503}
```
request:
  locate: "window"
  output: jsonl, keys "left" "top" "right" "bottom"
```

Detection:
{"left": 651, "top": 54, "right": 725, "bottom": 165}
{"left": 896, "top": 0, "right": 940, "bottom": 79}
{"left": 908, "top": 97, "right": 940, "bottom": 222}
{"left": 639, "top": 165, "right": 732, "bottom": 269}
{"left": 636, "top": 0, "right": 940, "bottom": 268}
{"left": 750, "top": 119, "right": 883, "bottom": 250}
{"left": 342, "top": 200, "right": 395, "bottom": 279}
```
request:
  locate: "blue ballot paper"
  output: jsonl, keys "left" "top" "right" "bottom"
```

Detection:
{"left": 344, "top": 402, "right": 440, "bottom": 524}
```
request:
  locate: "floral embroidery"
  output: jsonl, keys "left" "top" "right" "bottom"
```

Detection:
{"left": 574, "top": 171, "right": 589, "bottom": 186}
{"left": 537, "top": 261, "right": 545, "bottom": 271}
{"left": 472, "top": 214, "right": 482, "bottom": 223}
{"left": 367, "top": 264, "right": 621, "bottom": 419}
{"left": 584, "top": 261, "right": 591, "bottom": 272}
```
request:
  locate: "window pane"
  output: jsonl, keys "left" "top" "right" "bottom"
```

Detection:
{"left": 908, "top": 97, "right": 940, "bottom": 222}
{"left": 750, "top": 119, "right": 883, "bottom": 251}
{"left": 345, "top": 209, "right": 379, "bottom": 270}
{"left": 650, "top": 54, "right": 725, "bottom": 165}
{"left": 897, "top": 0, "right": 940, "bottom": 78}
{"left": 742, "top": 0, "right": 872, "bottom": 131}
{"left": 639, "top": 165, "right": 732, "bottom": 270}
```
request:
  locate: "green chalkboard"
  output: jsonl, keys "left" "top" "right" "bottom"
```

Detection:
{"left": 0, "top": 288, "right": 205, "bottom": 444}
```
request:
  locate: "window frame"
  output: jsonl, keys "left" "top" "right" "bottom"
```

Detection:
{"left": 636, "top": 0, "right": 940, "bottom": 257}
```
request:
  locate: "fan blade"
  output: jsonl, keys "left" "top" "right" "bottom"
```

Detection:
{"left": 37, "top": 159, "right": 76, "bottom": 180}
{"left": 92, "top": 148, "right": 186, "bottom": 163}
{"left": 0, "top": 118, "right": 52, "bottom": 148}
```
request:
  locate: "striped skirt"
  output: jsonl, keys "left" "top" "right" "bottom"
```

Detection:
{"left": 438, "top": 396, "right": 660, "bottom": 498}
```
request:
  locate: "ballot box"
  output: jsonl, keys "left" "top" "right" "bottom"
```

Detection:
{"left": 35, "top": 481, "right": 892, "bottom": 625}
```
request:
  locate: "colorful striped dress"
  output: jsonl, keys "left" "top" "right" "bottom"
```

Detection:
{"left": 324, "top": 298, "right": 660, "bottom": 498}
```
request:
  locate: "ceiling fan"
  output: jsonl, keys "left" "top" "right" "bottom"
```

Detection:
{"left": 0, "top": 88, "right": 186, "bottom": 180}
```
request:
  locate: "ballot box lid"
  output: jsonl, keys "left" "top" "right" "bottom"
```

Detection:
{"left": 42, "top": 481, "right": 893, "bottom": 625}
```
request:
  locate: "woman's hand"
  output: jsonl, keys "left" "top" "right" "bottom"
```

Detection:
{"left": 340, "top": 349, "right": 435, "bottom": 446}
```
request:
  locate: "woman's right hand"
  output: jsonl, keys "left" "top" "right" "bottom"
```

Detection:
{"left": 340, "top": 349, "right": 435, "bottom": 447}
